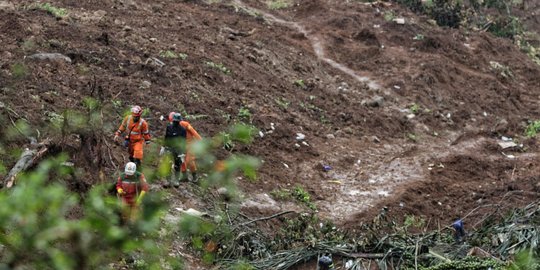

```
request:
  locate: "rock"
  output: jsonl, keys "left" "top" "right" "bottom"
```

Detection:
{"left": 366, "top": 95, "right": 384, "bottom": 107}
{"left": 123, "top": 25, "right": 132, "bottom": 32}
{"left": 394, "top": 18, "right": 405, "bottom": 24}
{"left": 406, "top": 113, "right": 415, "bottom": 119}
{"left": 371, "top": 136, "right": 381, "bottom": 143}
{"left": 326, "top": 134, "right": 335, "bottom": 140}
{"left": 144, "top": 57, "right": 165, "bottom": 68}
{"left": 27, "top": 53, "right": 72, "bottom": 63}
{"left": 0, "top": 1, "right": 15, "bottom": 11}
{"left": 140, "top": 80, "right": 151, "bottom": 89}
{"left": 149, "top": 37, "right": 157, "bottom": 42}
{"left": 295, "top": 133, "right": 305, "bottom": 141}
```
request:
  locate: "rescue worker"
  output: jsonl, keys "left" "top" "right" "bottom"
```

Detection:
{"left": 160, "top": 112, "right": 186, "bottom": 188}
{"left": 116, "top": 162, "right": 149, "bottom": 222}
{"left": 114, "top": 105, "right": 151, "bottom": 167}
{"left": 178, "top": 113, "right": 202, "bottom": 182}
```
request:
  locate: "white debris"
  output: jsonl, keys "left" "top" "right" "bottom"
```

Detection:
{"left": 295, "top": 133, "right": 305, "bottom": 141}
{"left": 294, "top": 143, "right": 300, "bottom": 148}
{"left": 394, "top": 18, "right": 405, "bottom": 24}
{"left": 258, "top": 131, "right": 264, "bottom": 138}
{"left": 501, "top": 136, "right": 512, "bottom": 141}
{"left": 498, "top": 141, "right": 517, "bottom": 149}
{"left": 270, "top": 123, "right": 275, "bottom": 130}
{"left": 301, "top": 141, "right": 309, "bottom": 147}
{"left": 326, "top": 134, "right": 335, "bottom": 139}
{"left": 438, "top": 202, "right": 442, "bottom": 206}
{"left": 283, "top": 163, "right": 289, "bottom": 168}
{"left": 377, "top": 190, "right": 389, "bottom": 196}
{"left": 27, "top": 53, "right": 72, "bottom": 63}
{"left": 483, "top": 111, "right": 488, "bottom": 117}
{"left": 393, "top": 85, "right": 401, "bottom": 90}
{"left": 406, "top": 113, "right": 415, "bottom": 119}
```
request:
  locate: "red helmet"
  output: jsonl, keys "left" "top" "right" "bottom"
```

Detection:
{"left": 131, "top": 105, "right": 142, "bottom": 116}
{"left": 168, "top": 111, "right": 176, "bottom": 122}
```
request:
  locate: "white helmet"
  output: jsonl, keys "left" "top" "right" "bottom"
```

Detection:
{"left": 125, "top": 162, "right": 137, "bottom": 176}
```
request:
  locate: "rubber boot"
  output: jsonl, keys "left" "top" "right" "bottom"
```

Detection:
{"left": 191, "top": 172, "right": 198, "bottom": 183}
{"left": 172, "top": 171, "right": 180, "bottom": 188}
{"left": 179, "top": 172, "right": 188, "bottom": 182}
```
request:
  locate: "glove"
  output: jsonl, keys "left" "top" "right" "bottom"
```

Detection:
{"left": 136, "top": 190, "right": 146, "bottom": 205}
{"left": 117, "top": 188, "right": 124, "bottom": 195}
{"left": 159, "top": 147, "right": 165, "bottom": 156}
{"left": 160, "top": 115, "right": 165, "bottom": 121}
{"left": 114, "top": 134, "right": 119, "bottom": 142}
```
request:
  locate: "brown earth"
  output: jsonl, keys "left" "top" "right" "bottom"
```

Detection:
{"left": 1, "top": 0, "right": 540, "bottom": 268}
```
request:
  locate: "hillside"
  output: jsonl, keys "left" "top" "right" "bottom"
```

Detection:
{"left": 1, "top": 0, "right": 540, "bottom": 268}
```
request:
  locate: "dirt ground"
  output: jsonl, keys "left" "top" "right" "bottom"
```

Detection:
{"left": 2, "top": 0, "right": 540, "bottom": 268}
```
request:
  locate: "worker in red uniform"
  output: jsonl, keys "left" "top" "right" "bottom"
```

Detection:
{"left": 114, "top": 105, "right": 151, "bottom": 167}
{"left": 116, "top": 162, "right": 149, "bottom": 222}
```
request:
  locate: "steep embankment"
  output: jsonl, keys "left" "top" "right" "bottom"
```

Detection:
{"left": 1, "top": 0, "right": 540, "bottom": 234}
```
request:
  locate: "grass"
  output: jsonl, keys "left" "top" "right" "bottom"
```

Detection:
{"left": 237, "top": 107, "right": 252, "bottom": 123}
{"left": 525, "top": 120, "right": 540, "bottom": 138}
{"left": 206, "top": 61, "right": 231, "bottom": 74}
{"left": 274, "top": 97, "right": 290, "bottom": 110}
{"left": 267, "top": 0, "right": 292, "bottom": 10}
{"left": 11, "top": 63, "right": 28, "bottom": 79}
{"left": 159, "top": 50, "right": 188, "bottom": 60}
{"left": 270, "top": 186, "right": 317, "bottom": 210}
{"left": 32, "top": 3, "right": 68, "bottom": 18}
{"left": 293, "top": 79, "right": 305, "bottom": 88}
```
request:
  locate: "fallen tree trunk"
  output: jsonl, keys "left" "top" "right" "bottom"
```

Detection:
{"left": 4, "top": 148, "right": 36, "bottom": 188}
{"left": 3, "top": 140, "right": 50, "bottom": 188}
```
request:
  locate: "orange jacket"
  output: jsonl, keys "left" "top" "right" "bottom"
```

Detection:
{"left": 115, "top": 115, "right": 151, "bottom": 141}
{"left": 179, "top": 121, "right": 201, "bottom": 144}
{"left": 116, "top": 172, "right": 149, "bottom": 200}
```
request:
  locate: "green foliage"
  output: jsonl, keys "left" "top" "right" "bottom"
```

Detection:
{"left": 32, "top": 3, "right": 68, "bottom": 18}
{"left": 267, "top": 0, "right": 291, "bottom": 10}
{"left": 525, "top": 120, "right": 540, "bottom": 138}
{"left": 384, "top": 11, "right": 396, "bottom": 21}
{"left": 292, "top": 186, "right": 317, "bottom": 210}
{"left": 507, "top": 250, "right": 540, "bottom": 270}
{"left": 413, "top": 34, "right": 425, "bottom": 40}
{"left": 423, "top": 256, "right": 504, "bottom": 270}
{"left": 0, "top": 155, "right": 171, "bottom": 269}
{"left": 271, "top": 186, "right": 317, "bottom": 210}
{"left": 159, "top": 50, "right": 188, "bottom": 60}
{"left": 293, "top": 79, "right": 305, "bottom": 88}
{"left": 488, "top": 15, "right": 524, "bottom": 39}
{"left": 10, "top": 63, "right": 28, "bottom": 79}
{"left": 274, "top": 97, "right": 290, "bottom": 110}
{"left": 407, "top": 133, "right": 418, "bottom": 142}
{"left": 206, "top": 61, "right": 231, "bottom": 74}
{"left": 237, "top": 106, "right": 252, "bottom": 123}
{"left": 410, "top": 103, "right": 420, "bottom": 114}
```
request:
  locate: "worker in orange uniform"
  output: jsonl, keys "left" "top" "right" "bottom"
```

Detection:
{"left": 116, "top": 162, "right": 149, "bottom": 222}
{"left": 174, "top": 113, "right": 202, "bottom": 182}
{"left": 114, "top": 105, "right": 151, "bottom": 167}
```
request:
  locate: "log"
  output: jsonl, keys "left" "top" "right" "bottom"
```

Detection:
{"left": 4, "top": 148, "right": 36, "bottom": 188}
{"left": 3, "top": 140, "right": 50, "bottom": 188}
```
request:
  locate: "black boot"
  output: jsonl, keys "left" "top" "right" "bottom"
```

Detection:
{"left": 191, "top": 172, "right": 198, "bottom": 183}
{"left": 172, "top": 171, "right": 180, "bottom": 188}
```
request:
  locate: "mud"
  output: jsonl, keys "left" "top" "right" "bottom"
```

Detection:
{"left": 1, "top": 0, "right": 540, "bottom": 267}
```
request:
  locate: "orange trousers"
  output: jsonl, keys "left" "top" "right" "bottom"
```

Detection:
{"left": 181, "top": 152, "right": 197, "bottom": 172}
{"left": 128, "top": 140, "right": 144, "bottom": 160}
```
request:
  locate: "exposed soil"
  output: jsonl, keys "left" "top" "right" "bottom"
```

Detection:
{"left": 2, "top": 0, "right": 540, "bottom": 268}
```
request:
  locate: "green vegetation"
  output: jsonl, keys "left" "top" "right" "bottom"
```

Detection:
{"left": 274, "top": 97, "right": 290, "bottom": 110}
{"left": 31, "top": 3, "right": 68, "bottom": 18}
{"left": 159, "top": 50, "right": 188, "bottom": 60}
{"left": 270, "top": 186, "right": 317, "bottom": 210}
{"left": 267, "top": 0, "right": 291, "bottom": 10}
{"left": 423, "top": 256, "right": 504, "bottom": 270}
{"left": 410, "top": 103, "right": 420, "bottom": 114}
{"left": 10, "top": 63, "right": 28, "bottom": 79}
{"left": 206, "top": 61, "right": 231, "bottom": 74}
{"left": 237, "top": 106, "right": 252, "bottom": 123}
{"left": 525, "top": 120, "right": 540, "bottom": 138}
{"left": 293, "top": 79, "right": 305, "bottom": 88}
